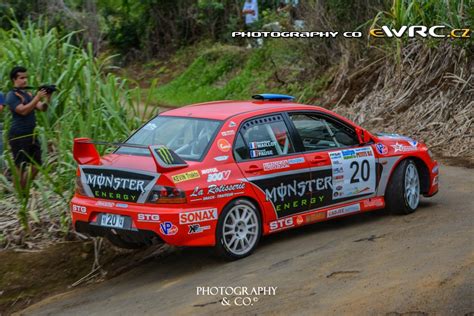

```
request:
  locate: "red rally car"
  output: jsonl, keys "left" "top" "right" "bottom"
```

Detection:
{"left": 71, "top": 94, "right": 439, "bottom": 260}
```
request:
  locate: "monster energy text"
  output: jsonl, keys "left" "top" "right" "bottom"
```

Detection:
{"left": 265, "top": 177, "right": 332, "bottom": 203}
{"left": 85, "top": 173, "right": 146, "bottom": 192}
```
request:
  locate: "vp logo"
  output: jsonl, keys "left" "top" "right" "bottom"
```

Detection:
{"left": 160, "top": 222, "right": 178, "bottom": 235}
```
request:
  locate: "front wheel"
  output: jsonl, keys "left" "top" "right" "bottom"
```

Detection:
{"left": 386, "top": 159, "right": 420, "bottom": 215}
{"left": 215, "top": 199, "right": 261, "bottom": 260}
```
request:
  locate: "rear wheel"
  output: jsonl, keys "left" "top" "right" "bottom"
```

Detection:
{"left": 386, "top": 159, "right": 420, "bottom": 215}
{"left": 215, "top": 199, "right": 261, "bottom": 260}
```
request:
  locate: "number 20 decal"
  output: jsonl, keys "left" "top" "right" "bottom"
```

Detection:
{"left": 350, "top": 160, "right": 370, "bottom": 183}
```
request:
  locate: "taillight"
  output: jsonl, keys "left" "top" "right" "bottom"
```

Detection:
{"left": 75, "top": 176, "right": 87, "bottom": 196}
{"left": 147, "top": 185, "right": 187, "bottom": 204}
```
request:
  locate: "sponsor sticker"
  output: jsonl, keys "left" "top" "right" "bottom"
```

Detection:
{"left": 342, "top": 149, "right": 356, "bottom": 159}
{"left": 362, "top": 198, "right": 384, "bottom": 208}
{"left": 72, "top": 204, "right": 87, "bottom": 214}
{"left": 296, "top": 215, "right": 304, "bottom": 225}
{"left": 179, "top": 208, "right": 218, "bottom": 224}
{"left": 137, "top": 214, "right": 160, "bottom": 222}
{"left": 221, "top": 130, "right": 235, "bottom": 137}
{"left": 217, "top": 139, "right": 231, "bottom": 152}
{"left": 207, "top": 171, "right": 231, "bottom": 182}
{"left": 375, "top": 143, "right": 388, "bottom": 155}
{"left": 188, "top": 224, "right": 211, "bottom": 234}
{"left": 390, "top": 142, "right": 417, "bottom": 153}
{"left": 190, "top": 183, "right": 246, "bottom": 201}
{"left": 269, "top": 217, "right": 294, "bottom": 231}
{"left": 143, "top": 123, "right": 157, "bottom": 131}
{"left": 250, "top": 149, "right": 273, "bottom": 158}
{"left": 327, "top": 204, "right": 361, "bottom": 218}
{"left": 172, "top": 170, "right": 200, "bottom": 183}
{"left": 214, "top": 155, "right": 229, "bottom": 161}
{"left": 160, "top": 222, "right": 178, "bottom": 235}
{"left": 249, "top": 141, "right": 276, "bottom": 149}
{"left": 116, "top": 203, "right": 128, "bottom": 208}
{"left": 85, "top": 173, "right": 146, "bottom": 192}
{"left": 228, "top": 121, "right": 236, "bottom": 127}
{"left": 96, "top": 201, "right": 115, "bottom": 207}
{"left": 201, "top": 168, "right": 219, "bottom": 175}
{"left": 329, "top": 146, "right": 376, "bottom": 200}
{"left": 263, "top": 160, "right": 290, "bottom": 171}
{"left": 305, "top": 212, "right": 326, "bottom": 223}
{"left": 288, "top": 157, "right": 305, "bottom": 165}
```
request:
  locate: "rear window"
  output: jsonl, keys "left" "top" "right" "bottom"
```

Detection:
{"left": 116, "top": 116, "right": 221, "bottom": 161}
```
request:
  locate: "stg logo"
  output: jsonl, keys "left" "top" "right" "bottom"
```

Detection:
{"left": 269, "top": 218, "right": 294, "bottom": 231}
{"left": 160, "top": 222, "right": 178, "bottom": 235}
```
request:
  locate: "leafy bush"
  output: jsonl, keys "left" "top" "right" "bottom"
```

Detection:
{"left": 0, "top": 21, "right": 142, "bottom": 231}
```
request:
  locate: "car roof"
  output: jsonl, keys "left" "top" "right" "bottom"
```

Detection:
{"left": 160, "top": 100, "right": 328, "bottom": 120}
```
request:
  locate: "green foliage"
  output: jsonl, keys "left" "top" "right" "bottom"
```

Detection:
{"left": 0, "top": 20, "right": 142, "bottom": 230}
{"left": 150, "top": 39, "right": 329, "bottom": 106}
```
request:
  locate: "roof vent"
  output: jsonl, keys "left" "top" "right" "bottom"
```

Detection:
{"left": 252, "top": 93, "right": 295, "bottom": 101}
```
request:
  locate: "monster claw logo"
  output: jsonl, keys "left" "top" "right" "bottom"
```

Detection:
{"left": 157, "top": 147, "right": 173, "bottom": 164}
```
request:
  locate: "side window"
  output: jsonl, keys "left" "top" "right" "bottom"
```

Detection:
{"left": 289, "top": 113, "right": 358, "bottom": 151}
{"left": 234, "top": 115, "right": 294, "bottom": 160}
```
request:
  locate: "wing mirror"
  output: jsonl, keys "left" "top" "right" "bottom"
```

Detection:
{"left": 356, "top": 128, "right": 372, "bottom": 144}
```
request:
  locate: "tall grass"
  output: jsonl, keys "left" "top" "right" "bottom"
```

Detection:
{"left": 0, "top": 21, "right": 143, "bottom": 233}
{"left": 370, "top": 0, "right": 472, "bottom": 62}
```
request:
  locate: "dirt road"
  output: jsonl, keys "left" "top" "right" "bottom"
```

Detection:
{"left": 20, "top": 165, "right": 474, "bottom": 315}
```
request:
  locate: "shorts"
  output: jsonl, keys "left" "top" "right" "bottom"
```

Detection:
{"left": 8, "top": 135, "right": 42, "bottom": 168}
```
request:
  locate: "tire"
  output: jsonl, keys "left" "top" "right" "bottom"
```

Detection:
{"left": 215, "top": 199, "right": 262, "bottom": 260}
{"left": 385, "top": 159, "right": 420, "bottom": 215}
{"left": 106, "top": 233, "right": 145, "bottom": 250}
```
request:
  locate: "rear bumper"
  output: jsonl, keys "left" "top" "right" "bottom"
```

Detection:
{"left": 75, "top": 221, "right": 162, "bottom": 246}
{"left": 70, "top": 195, "right": 218, "bottom": 247}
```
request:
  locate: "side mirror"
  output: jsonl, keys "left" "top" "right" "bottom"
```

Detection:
{"left": 356, "top": 128, "right": 372, "bottom": 144}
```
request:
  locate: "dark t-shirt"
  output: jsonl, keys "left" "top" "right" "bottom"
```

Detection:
{"left": 5, "top": 89, "right": 36, "bottom": 138}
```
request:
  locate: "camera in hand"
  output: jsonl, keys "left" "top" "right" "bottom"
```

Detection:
{"left": 24, "top": 84, "right": 57, "bottom": 94}
{"left": 38, "top": 84, "right": 57, "bottom": 94}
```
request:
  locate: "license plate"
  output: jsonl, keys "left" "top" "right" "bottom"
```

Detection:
{"left": 100, "top": 213, "right": 125, "bottom": 229}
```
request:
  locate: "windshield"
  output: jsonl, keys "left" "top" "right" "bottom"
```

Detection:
{"left": 116, "top": 116, "right": 221, "bottom": 161}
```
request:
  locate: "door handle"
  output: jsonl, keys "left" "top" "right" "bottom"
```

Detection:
{"left": 245, "top": 165, "right": 263, "bottom": 173}
{"left": 309, "top": 155, "right": 328, "bottom": 164}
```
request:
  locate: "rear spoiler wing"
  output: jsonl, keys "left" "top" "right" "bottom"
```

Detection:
{"left": 73, "top": 138, "right": 188, "bottom": 173}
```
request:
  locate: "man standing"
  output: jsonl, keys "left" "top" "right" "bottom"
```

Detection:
{"left": 242, "top": 0, "right": 259, "bottom": 27}
{"left": 5, "top": 66, "right": 50, "bottom": 189}
{"left": 242, "top": 0, "right": 261, "bottom": 47}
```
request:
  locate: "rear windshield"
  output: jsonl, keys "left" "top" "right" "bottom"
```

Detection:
{"left": 116, "top": 116, "right": 221, "bottom": 161}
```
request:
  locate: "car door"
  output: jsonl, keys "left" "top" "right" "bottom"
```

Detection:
{"left": 287, "top": 112, "right": 377, "bottom": 213}
{"left": 234, "top": 114, "right": 312, "bottom": 219}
